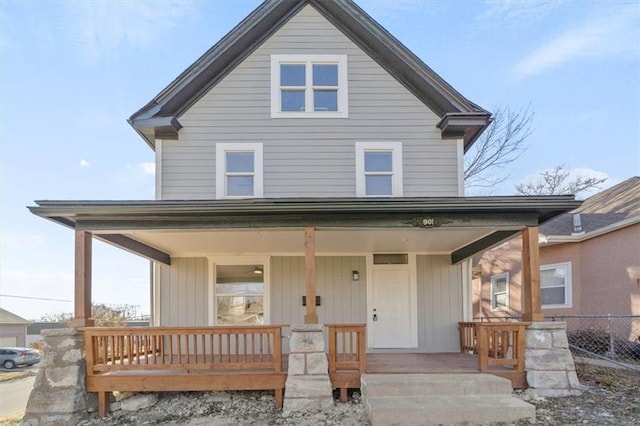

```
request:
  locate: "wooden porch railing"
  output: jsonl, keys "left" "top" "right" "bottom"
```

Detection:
{"left": 458, "top": 321, "right": 477, "bottom": 353}
{"left": 327, "top": 324, "right": 366, "bottom": 402}
{"left": 458, "top": 321, "right": 530, "bottom": 388}
{"left": 83, "top": 326, "right": 286, "bottom": 416}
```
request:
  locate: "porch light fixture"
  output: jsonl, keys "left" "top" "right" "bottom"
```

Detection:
{"left": 352, "top": 270, "right": 360, "bottom": 281}
{"left": 253, "top": 266, "right": 263, "bottom": 275}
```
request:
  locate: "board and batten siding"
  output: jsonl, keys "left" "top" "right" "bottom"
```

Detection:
{"left": 156, "top": 255, "right": 366, "bottom": 329}
{"left": 157, "top": 257, "right": 208, "bottom": 326}
{"left": 416, "top": 255, "right": 463, "bottom": 352}
{"left": 161, "top": 5, "right": 460, "bottom": 199}
{"left": 270, "top": 256, "right": 367, "bottom": 326}
{"left": 155, "top": 255, "right": 462, "bottom": 353}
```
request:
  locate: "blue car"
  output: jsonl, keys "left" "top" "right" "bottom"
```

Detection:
{"left": 0, "top": 347, "right": 41, "bottom": 369}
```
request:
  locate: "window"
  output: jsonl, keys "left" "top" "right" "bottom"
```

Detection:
{"left": 541, "top": 262, "right": 572, "bottom": 308}
{"left": 373, "top": 253, "right": 408, "bottom": 265}
{"left": 215, "top": 264, "right": 265, "bottom": 325}
{"left": 355, "top": 142, "right": 403, "bottom": 197}
{"left": 216, "top": 143, "right": 263, "bottom": 199}
{"left": 271, "top": 54, "right": 348, "bottom": 118}
{"left": 491, "top": 273, "right": 509, "bottom": 311}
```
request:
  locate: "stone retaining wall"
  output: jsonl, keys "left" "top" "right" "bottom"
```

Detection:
{"left": 21, "top": 328, "right": 96, "bottom": 425}
{"left": 525, "top": 321, "right": 581, "bottom": 397}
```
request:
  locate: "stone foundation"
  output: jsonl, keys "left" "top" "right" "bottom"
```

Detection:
{"left": 283, "top": 324, "right": 333, "bottom": 414}
{"left": 525, "top": 321, "right": 581, "bottom": 397}
{"left": 21, "top": 328, "right": 96, "bottom": 425}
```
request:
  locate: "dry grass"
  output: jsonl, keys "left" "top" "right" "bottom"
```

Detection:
{"left": 575, "top": 362, "right": 640, "bottom": 392}
{"left": 0, "top": 371, "right": 31, "bottom": 383}
{"left": 0, "top": 413, "right": 22, "bottom": 425}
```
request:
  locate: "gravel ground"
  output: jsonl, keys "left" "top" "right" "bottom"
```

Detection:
{"left": 75, "top": 362, "right": 639, "bottom": 425}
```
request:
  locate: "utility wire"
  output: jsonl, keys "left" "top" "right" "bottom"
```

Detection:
{"left": 0, "top": 294, "right": 72, "bottom": 303}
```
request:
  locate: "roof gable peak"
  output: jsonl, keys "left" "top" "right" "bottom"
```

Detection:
{"left": 129, "top": 0, "right": 490, "bottom": 150}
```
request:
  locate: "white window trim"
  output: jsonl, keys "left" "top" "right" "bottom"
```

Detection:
{"left": 215, "top": 143, "right": 263, "bottom": 199}
{"left": 541, "top": 262, "right": 572, "bottom": 309}
{"left": 490, "top": 272, "right": 509, "bottom": 311}
{"left": 207, "top": 256, "right": 271, "bottom": 326}
{"left": 355, "top": 142, "right": 403, "bottom": 197}
{"left": 270, "top": 54, "right": 348, "bottom": 118}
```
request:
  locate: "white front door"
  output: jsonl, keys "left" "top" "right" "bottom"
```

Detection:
{"left": 370, "top": 267, "right": 413, "bottom": 348}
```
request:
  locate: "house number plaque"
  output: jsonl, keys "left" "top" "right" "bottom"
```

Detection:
{"left": 405, "top": 216, "right": 453, "bottom": 228}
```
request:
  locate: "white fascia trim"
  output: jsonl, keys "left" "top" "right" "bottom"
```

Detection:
{"left": 215, "top": 143, "right": 263, "bottom": 199}
{"left": 541, "top": 261, "right": 572, "bottom": 309}
{"left": 355, "top": 142, "right": 404, "bottom": 197}
{"left": 270, "top": 54, "right": 348, "bottom": 118}
{"left": 461, "top": 259, "right": 472, "bottom": 321}
{"left": 542, "top": 215, "right": 640, "bottom": 245}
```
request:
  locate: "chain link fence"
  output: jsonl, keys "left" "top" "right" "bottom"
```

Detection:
{"left": 473, "top": 314, "right": 640, "bottom": 366}
{"left": 548, "top": 315, "right": 640, "bottom": 365}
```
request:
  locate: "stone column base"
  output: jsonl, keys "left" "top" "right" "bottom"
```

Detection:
{"left": 283, "top": 324, "right": 334, "bottom": 415}
{"left": 525, "top": 321, "right": 581, "bottom": 397}
{"left": 21, "top": 328, "right": 96, "bottom": 425}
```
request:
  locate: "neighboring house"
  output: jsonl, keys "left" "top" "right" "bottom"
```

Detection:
{"left": 26, "top": 322, "right": 67, "bottom": 346}
{"left": 28, "top": 1, "right": 579, "bottom": 358}
{"left": 474, "top": 177, "right": 640, "bottom": 320}
{"left": 0, "top": 308, "right": 30, "bottom": 347}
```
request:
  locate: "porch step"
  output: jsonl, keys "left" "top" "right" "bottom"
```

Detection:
{"left": 361, "top": 374, "right": 535, "bottom": 426}
{"left": 361, "top": 373, "right": 512, "bottom": 397}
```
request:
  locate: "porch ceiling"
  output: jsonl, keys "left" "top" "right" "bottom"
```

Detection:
{"left": 105, "top": 227, "right": 502, "bottom": 257}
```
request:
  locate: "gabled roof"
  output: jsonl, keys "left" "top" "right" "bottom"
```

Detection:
{"left": 541, "top": 177, "right": 640, "bottom": 239}
{"left": 129, "top": 0, "right": 491, "bottom": 150}
{"left": 0, "top": 307, "right": 30, "bottom": 325}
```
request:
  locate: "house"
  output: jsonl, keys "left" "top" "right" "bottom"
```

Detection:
{"left": 25, "top": 0, "right": 581, "bottom": 421}
{"left": 26, "top": 322, "right": 67, "bottom": 346}
{"left": 474, "top": 177, "right": 640, "bottom": 321}
{"left": 0, "top": 307, "right": 30, "bottom": 347}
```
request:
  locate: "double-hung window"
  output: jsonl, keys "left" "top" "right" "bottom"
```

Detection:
{"left": 271, "top": 54, "right": 348, "bottom": 118}
{"left": 540, "top": 262, "right": 572, "bottom": 308}
{"left": 216, "top": 143, "right": 263, "bottom": 199}
{"left": 490, "top": 273, "right": 509, "bottom": 311}
{"left": 355, "top": 142, "right": 403, "bottom": 197}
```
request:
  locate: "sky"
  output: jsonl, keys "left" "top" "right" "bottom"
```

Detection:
{"left": 1, "top": 0, "right": 639, "bottom": 321}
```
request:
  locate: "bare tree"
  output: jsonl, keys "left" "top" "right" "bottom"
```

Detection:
{"left": 40, "top": 303, "right": 141, "bottom": 327}
{"left": 515, "top": 165, "right": 608, "bottom": 196}
{"left": 464, "top": 106, "right": 533, "bottom": 189}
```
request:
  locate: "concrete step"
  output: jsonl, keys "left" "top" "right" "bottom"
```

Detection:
{"left": 361, "top": 373, "right": 513, "bottom": 398}
{"left": 365, "top": 394, "right": 535, "bottom": 426}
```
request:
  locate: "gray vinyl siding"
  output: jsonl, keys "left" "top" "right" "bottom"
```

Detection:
{"left": 271, "top": 256, "right": 367, "bottom": 326}
{"left": 162, "top": 5, "right": 459, "bottom": 199}
{"left": 417, "top": 255, "right": 463, "bottom": 352}
{"left": 157, "top": 257, "right": 208, "bottom": 326}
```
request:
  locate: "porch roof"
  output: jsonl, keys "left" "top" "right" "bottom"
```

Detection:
{"left": 29, "top": 196, "right": 580, "bottom": 265}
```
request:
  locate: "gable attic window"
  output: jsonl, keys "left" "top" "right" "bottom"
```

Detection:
{"left": 355, "top": 142, "right": 403, "bottom": 197}
{"left": 270, "top": 54, "right": 348, "bottom": 118}
{"left": 216, "top": 143, "right": 263, "bottom": 199}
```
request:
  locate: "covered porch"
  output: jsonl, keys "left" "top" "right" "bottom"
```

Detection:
{"left": 28, "top": 197, "right": 580, "bottom": 416}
